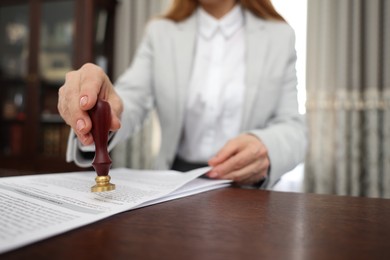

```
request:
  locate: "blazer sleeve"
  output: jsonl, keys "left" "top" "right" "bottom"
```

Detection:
{"left": 249, "top": 28, "right": 307, "bottom": 189}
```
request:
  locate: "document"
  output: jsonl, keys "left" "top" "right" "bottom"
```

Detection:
{"left": 0, "top": 168, "right": 231, "bottom": 254}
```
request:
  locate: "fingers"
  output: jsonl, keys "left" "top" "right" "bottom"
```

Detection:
{"left": 208, "top": 143, "right": 256, "bottom": 177}
{"left": 78, "top": 63, "right": 110, "bottom": 111}
{"left": 58, "top": 63, "right": 121, "bottom": 145}
{"left": 210, "top": 154, "right": 269, "bottom": 185}
{"left": 58, "top": 71, "right": 80, "bottom": 126}
{"left": 224, "top": 159, "right": 268, "bottom": 185}
{"left": 208, "top": 139, "right": 240, "bottom": 166}
{"left": 81, "top": 64, "right": 124, "bottom": 132}
{"left": 107, "top": 92, "right": 123, "bottom": 132}
{"left": 110, "top": 109, "right": 121, "bottom": 131}
{"left": 208, "top": 145, "right": 264, "bottom": 180}
{"left": 207, "top": 134, "right": 270, "bottom": 186}
{"left": 59, "top": 71, "right": 92, "bottom": 141}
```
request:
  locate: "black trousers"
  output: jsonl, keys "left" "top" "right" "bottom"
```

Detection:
{"left": 171, "top": 157, "right": 208, "bottom": 172}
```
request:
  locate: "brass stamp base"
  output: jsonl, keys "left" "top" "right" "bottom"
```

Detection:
{"left": 91, "top": 175, "right": 115, "bottom": 192}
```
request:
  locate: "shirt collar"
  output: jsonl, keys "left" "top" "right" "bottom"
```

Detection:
{"left": 198, "top": 4, "right": 244, "bottom": 40}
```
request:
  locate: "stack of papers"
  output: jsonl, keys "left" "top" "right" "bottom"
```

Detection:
{"left": 0, "top": 167, "right": 231, "bottom": 253}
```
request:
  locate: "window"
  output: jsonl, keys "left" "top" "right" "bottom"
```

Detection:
{"left": 272, "top": 0, "right": 307, "bottom": 114}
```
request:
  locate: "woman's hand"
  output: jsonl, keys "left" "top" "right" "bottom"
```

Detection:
{"left": 58, "top": 63, "right": 123, "bottom": 145}
{"left": 207, "top": 134, "right": 270, "bottom": 186}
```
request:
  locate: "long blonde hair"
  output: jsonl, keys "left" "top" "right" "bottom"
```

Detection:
{"left": 163, "top": 0, "right": 285, "bottom": 22}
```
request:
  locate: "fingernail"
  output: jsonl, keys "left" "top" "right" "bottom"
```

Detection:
{"left": 76, "top": 119, "right": 85, "bottom": 131}
{"left": 80, "top": 96, "right": 88, "bottom": 107}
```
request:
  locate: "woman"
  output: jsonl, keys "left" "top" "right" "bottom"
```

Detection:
{"left": 58, "top": 0, "right": 306, "bottom": 188}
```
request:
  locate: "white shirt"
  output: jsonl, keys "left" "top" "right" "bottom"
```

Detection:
{"left": 177, "top": 5, "right": 246, "bottom": 163}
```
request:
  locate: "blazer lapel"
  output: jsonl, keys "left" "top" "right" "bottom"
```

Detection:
{"left": 241, "top": 11, "right": 268, "bottom": 130}
{"left": 173, "top": 14, "right": 197, "bottom": 125}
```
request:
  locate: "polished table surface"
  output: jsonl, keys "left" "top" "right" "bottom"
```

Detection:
{"left": 2, "top": 187, "right": 390, "bottom": 260}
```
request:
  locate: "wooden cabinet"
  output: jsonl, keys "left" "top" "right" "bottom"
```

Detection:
{"left": 0, "top": 0, "right": 116, "bottom": 173}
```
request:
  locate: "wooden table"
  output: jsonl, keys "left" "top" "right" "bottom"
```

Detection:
{"left": 2, "top": 187, "right": 390, "bottom": 260}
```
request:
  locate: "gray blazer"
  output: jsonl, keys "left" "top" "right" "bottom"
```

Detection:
{"left": 67, "top": 10, "right": 306, "bottom": 189}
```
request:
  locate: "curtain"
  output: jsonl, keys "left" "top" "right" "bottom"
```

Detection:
{"left": 111, "top": 0, "right": 169, "bottom": 169}
{"left": 305, "top": 0, "right": 390, "bottom": 198}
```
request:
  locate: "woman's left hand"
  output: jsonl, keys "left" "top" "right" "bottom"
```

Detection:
{"left": 207, "top": 134, "right": 270, "bottom": 186}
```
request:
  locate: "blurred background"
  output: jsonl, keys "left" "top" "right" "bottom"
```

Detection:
{"left": 0, "top": 0, "right": 389, "bottom": 198}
